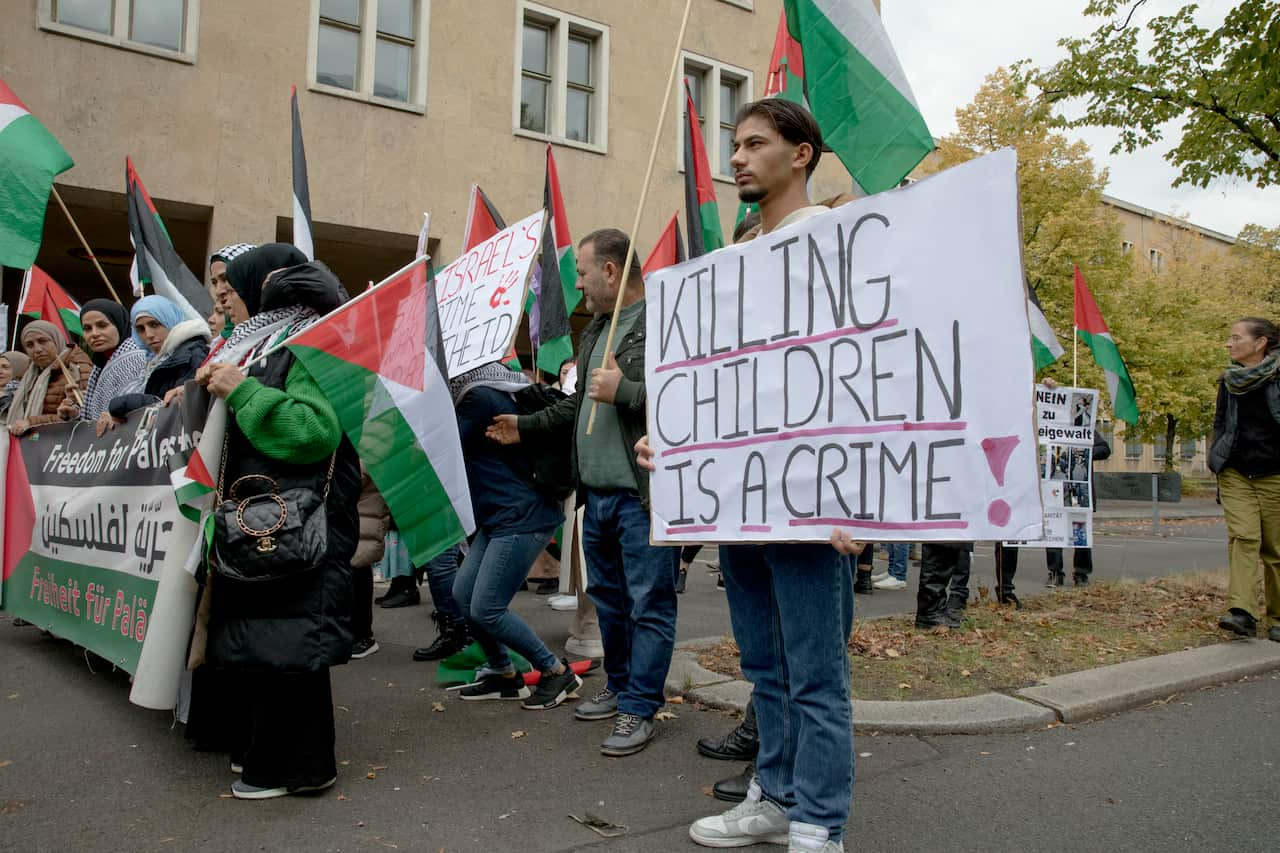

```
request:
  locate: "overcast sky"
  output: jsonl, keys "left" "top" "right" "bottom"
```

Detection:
{"left": 880, "top": 0, "right": 1277, "bottom": 238}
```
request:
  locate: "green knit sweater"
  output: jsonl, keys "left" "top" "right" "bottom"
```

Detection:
{"left": 226, "top": 361, "right": 341, "bottom": 464}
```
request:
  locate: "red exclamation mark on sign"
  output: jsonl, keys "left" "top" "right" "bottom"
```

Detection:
{"left": 980, "top": 435, "right": 1020, "bottom": 526}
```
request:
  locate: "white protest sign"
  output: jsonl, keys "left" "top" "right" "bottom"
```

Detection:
{"left": 1006, "top": 384, "right": 1099, "bottom": 549}
{"left": 434, "top": 210, "right": 544, "bottom": 377}
{"left": 643, "top": 148, "right": 1042, "bottom": 544}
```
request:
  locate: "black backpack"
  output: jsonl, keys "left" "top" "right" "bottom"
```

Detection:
{"left": 511, "top": 384, "right": 575, "bottom": 501}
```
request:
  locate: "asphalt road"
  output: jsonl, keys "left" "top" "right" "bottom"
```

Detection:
{"left": 3, "top": 519, "right": 1261, "bottom": 853}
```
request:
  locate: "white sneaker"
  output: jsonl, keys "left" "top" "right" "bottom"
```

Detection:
{"left": 873, "top": 577, "right": 907, "bottom": 590}
{"left": 547, "top": 594, "right": 577, "bottom": 611}
{"left": 690, "top": 781, "right": 790, "bottom": 847}
{"left": 869, "top": 571, "right": 889, "bottom": 583}
{"left": 788, "top": 821, "right": 843, "bottom": 852}
{"left": 564, "top": 636, "right": 604, "bottom": 658}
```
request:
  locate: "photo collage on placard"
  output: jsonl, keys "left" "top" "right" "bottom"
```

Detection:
{"left": 1010, "top": 385, "right": 1099, "bottom": 549}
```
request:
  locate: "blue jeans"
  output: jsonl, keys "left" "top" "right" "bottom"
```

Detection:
{"left": 886, "top": 543, "right": 910, "bottom": 582}
{"left": 452, "top": 529, "right": 559, "bottom": 673}
{"left": 424, "top": 546, "right": 463, "bottom": 623}
{"left": 581, "top": 488, "right": 680, "bottom": 719}
{"left": 719, "top": 542, "right": 854, "bottom": 840}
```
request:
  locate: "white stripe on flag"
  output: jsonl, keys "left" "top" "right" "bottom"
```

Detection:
{"left": 0, "top": 103, "right": 29, "bottom": 135}
{"left": 809, "top": 0, "right": 923, "bottom": 109}
{"left": 293, "top": 193, "right": 314, "bottom": 261}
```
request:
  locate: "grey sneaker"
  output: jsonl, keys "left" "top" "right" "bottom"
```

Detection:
{"left": 600, "top": 713, "right": 654, "bottom": 756}
{"left": 690, "top": 787, "right": 790, "bottom": 847}
{"left": 574, "top": 686, "right": 618, "bottom": 720}
{"left": 788, "top": 821, "right": 843, "bottom": 852}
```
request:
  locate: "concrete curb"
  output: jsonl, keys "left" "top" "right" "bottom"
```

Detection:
{"left": 1015, "top": 638, "right": 1280, "bottom": 723}
{"left": 670, "top": 640, "right": 1280, "bottom": 734}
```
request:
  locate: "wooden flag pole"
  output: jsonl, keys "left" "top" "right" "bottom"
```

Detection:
{"left": 51, "top": 187, "right": 124, "bottom": 304}
{"left": 586, "top": 0, "right": 693, "bottom": 435}
{"left": 54, "top": 351, "right": 85, "bottom": 408}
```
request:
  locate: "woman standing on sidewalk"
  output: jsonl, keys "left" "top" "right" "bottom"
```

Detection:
{"left": 1210, "top": 317, "right": 1280, "bottom": 641}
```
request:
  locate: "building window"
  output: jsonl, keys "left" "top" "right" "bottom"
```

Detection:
{"left": 1153, "top": 436, "right": 1167, "bottom": 460}
{"left": 1148, "top": 247, "right": 1164, "bottom": 272}
{"left": 1180, "top": 439, "right": 1198, "bottom": 460}
{"left": 1124, "top": 439, "right": 1143, "bottom": 460}
{"left": 515, "top": 3, "right": 609, "bottom": 151}
{"left": 310, "top": 0, "right": 429, "bottom": 111}
{"left": 1121, "top": 240, "right": 1133, "bottom": 255}
{"left": 681, "top": 54, "right": 753, "bottom": 180}
{"left": 40, "top": 0, "right": 198, "bottom": 61}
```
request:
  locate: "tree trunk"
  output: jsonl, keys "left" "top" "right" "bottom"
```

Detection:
{"left": 1164, "top": 414, "right": 1178, "bottom": 473}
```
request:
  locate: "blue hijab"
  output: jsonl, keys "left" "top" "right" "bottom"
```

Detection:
{"left": 130, "top": 295, "right": 187, "bottom": 357}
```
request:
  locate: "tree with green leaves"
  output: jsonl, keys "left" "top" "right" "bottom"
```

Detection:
{"left": 1036, "top": 0, "right": 1280, "bottom": 189}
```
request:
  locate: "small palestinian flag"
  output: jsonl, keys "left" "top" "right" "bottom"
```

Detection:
{"left": 18, "top": 265, "right": 82, "bottom": 337}
{"left": 683, "top": 80, "right": 724, "bottom": 257}
{"left": 643, "top": 211, "right": 686, "bottom": 275}
{"left": 1026, "top": 285, "right": 1064, "bottom": 372}
{"left": 1074, "top": 265, "right": 1139, "bottom": 425}
{"left": 532, "top": 145, "right": 580, "bottom": 375}
{"left": 764, "top": 8, "right": 807, "bottom": 105}
{"left": 167, "top": 389, "right": 226, "bottom": 573}
{"left": 461, "top": 184, "right": 506, "bottom": 253}
{"left": 0, "top": 79, "right": 74, "bottom": 269}
{"left": 291, "top": 85, "right": 315, "bottom": 261}
{"left": 127, "top": 158, "right": 214, "bottom": 321}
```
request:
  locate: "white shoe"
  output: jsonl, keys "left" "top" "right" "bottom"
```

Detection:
{"left": 547, "top": 594, "right": 577, "bottom": 611}
{"left": 788, "top": 821, "right": 843, "bottom": 852}
{"left": 873, "top": 577, "right": 907, "bottom": 590}
{"left": 869, "top": 571, "right": 889, "bottom": 583}
{"left": 564, "top": 636, "right": 604, "bottom": 658}
{"left": 690, "top": 781, "right": 790, "bottom": 847}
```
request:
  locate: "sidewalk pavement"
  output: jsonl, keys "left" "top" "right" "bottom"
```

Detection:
{"left": 666, "top": 636, "right": 1280, "bottom": 736}
{"left": 1093, "top": 496, "right": 1222, "bottom": 521}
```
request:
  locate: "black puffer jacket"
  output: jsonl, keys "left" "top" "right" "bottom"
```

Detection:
{"left": 108, "top": 320, "right": 211, "bottom": 418}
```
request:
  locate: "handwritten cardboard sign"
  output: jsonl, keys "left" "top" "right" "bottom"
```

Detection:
{"left": 1005, "top": 384, "right": 1099, "bottom": 549}
{"left": 435, "top": 210, "right": 544, "bottom": 378}
{"left": 642, "top": 149, "right": 1042, "bottom": 543}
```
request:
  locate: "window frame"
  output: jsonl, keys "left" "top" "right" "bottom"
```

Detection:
{"left": 307, "top": 0, "right": 431, "bottom": 114}
{"left": 1148, "top": 247, "right": 1164, "bottom": 271}
{"left": 513, "top": 1, "right": 610, "bottom": 155}
{"left": 1120, "top": 240, "right": 1133, "bottom": 255}
{"left": 38, "top": 0, "right": 200, "bottom": 64}
{"left": 678, "top": 52, "right": 754, "bottom": 183}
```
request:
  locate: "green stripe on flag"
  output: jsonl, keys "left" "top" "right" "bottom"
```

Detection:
{"left": 699, "top": 201, "right": 725, "bottom": 253}
{"left": 1077, "top": 329, "right": 1139, "bottom": 425}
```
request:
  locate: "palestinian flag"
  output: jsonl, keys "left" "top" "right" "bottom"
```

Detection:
{"left": 18, "top": 265, "right": 82, "bottom": 337}
{"left": 461, "top": 184, "right": 506, "bottom": 253}
{"left": 1026, "top": 285, "right": 1064, "bottom": 372}
{"left": 0, "top": 79, "right": 74, "bottom": 269}
{"left": 291, "top": 85, "right": 315, "bottom": 261}
{"left": 285, "top": 258, "right": 474, "bottom": 566}
{"left": 2, "top": 433, "right": 36, "bottom": 583}
{"left": 532, "top": 145, "right": 580, "bottom": 375}
{"left": 1074, "top": 265, "right": 1139, "bottom": 425}
{"left": 782, "top": 0, "right": 933, "bottom": 195}
{"left": 126, "top": 158, "right": 214, "bottom": 321}
{"left": 764, "top": 9, "right": 807, "bottom": 104}
{"left": 683, "top": 80, "right": 724, "bottom": 257}
{"left": 167, "top": 390, "right": 226, "bottom": 573}
{"left": 643, "top": 211, "right": 686, "bottom": 275}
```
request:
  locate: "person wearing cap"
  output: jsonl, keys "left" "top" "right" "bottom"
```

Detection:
{"left": 6, "top": 320, "right": 92, "bottom": 434}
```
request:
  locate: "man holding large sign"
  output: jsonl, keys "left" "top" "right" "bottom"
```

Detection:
{"left": 640, "top": 100, "right": 1039, "bottom": 852}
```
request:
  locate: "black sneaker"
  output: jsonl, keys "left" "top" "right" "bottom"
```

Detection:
{"left": 459, "top": 671, "right": 531, "bottom": 701}
{"left": 1218, "top": 608, "right": 1257, "bottom": 637}
{"left": 350, "top": 638, "right": 379, "bottom": 659}
{"left": 379, "top": 587, "right": 420, "bottom": 608}
{"left": 522, "top": 659, "right": 583, "bottom": 710}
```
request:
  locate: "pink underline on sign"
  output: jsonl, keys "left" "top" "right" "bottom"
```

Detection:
{"left": 740, "top": 525, "right": 772, "bottom": 533}
{"left": 666, "top": 525, "right": 718, "bottom": 535}
{"left": 789, "top": 518, "right": 971, "bottom": 531}
{"left": 654, "top": 319, "right": 899, "bottom": 374}
{"left": 663, "top": 421, "right": 967, "bottom": 457}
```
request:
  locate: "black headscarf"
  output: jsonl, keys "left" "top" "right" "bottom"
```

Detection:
{"left": 80, "top": 299, "right": 130, "bottom": 367}
{"left": 225, "top": 243, "right": 308, "bottom": 317}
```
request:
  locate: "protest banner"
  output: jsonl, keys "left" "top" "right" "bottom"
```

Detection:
{"left": 1005, "top": 384, "right": 1099, "bottom": 549}
{"left": 643, "top": 149, "right": 1042, "bottom": 543}
{"left": 434, "top": 210, "right": 544, "bottom": 378}
{"left": 0, "top": 394, "right": 207, "bottom": 709}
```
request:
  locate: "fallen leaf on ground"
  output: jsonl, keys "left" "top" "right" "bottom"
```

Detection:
{"left": 885, "top": 649, "right": 901, "bottom": 658}
{"left": 668, "top": 696, "right": 684, "bottom": 704}
{"left": 568, "top": 812, "right": 628, "bottom": 838}
{"left": 218, "top": 794, "right": 233, "bottom": 799}
{"left": 960, "top": 669, "right": 971, "bottom": 677}
{"left": 432, "top": 702, "right": 445, "bottom": 712}
{"left": 366, "top": 772, "right": 378, "bottom": 780}
{"left": 511, "top": 731, "right": 527, "bottom": 739}
{"left": 897, "top": 683, "right": 911, "bottom": 690}
{"left": 336, "top": 794, "right": 349, "bottom": 801}
{"left": 654, "top": 711, "right": 677, "bottom": 721}
{"left": 0, "top": 760, "right": 11, "bottom": 769}
{"left": 369, "top": 765, "right": 388, "bottom": 771}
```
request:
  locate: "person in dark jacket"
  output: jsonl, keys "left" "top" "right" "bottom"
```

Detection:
{"left": 198, "top": 243, "right": 359, "bottom": 800}
{"left": 107, "top": 295, "right": 211, "bottom": 420}
{"left": 487, "top": 228, "right": 679, "bottom": 757}
{"left": 1210, "top": 317, "right": 1280, "bottom": 640}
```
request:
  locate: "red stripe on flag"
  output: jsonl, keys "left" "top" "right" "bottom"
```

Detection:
{"left": 185, "top": 448, "right": 216, "bottom": 491}
{"left": 462, "top": 185, "right": 505, "bottom": 253}
{"left": 684, "top": 84, "right": 719, "bottom": 207}
{"left": 126, "top": 157, "right": 160, "bottom": 216}
{"left": 0, "top": 78, "right": 31, "bottom": 111}
{"left": 643, "top": 211, "right": 686, "bottom": 275}
{"left": 764, "top": 9, "right": 804, "bottom": 97}
{"left": 38, "top": 281, "right": 70, "bottom": 343}
{"left": 20, "top": 266, "right": 78, "bottom": 316}
{"left": 546, "top": 146, "right": 572, "bottom": 250}
{"left": 1073, "top": 265, "right": 1110, "bottom": 336}
{"left": 3, "top": 437, "right": 35, "bottom": 581}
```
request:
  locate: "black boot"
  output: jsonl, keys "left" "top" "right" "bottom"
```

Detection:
{"left": 380, "top": 576, "right": 421, "bottom": 609}
{"left": 413, "top": 611, "right": 471, "bottom": 661}
{"left": 853, "top": 570, "right": 874, "bottom": 595}
{"left": 711, "top": 763, "right": 754, "bottom": 803}
{"left": 998, "top": 591, "right": 1022, "bottom": 610}
{"left": 697, "top": 700, "right": 758, "bottom": 760}
{"left": 946, "top": 593, "right": 967, "bottom": 619}
{"left": 915, "top": 544, "right": 961, "bottom": 628}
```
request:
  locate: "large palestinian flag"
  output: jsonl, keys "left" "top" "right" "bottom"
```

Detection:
{"left": 683, "top": 80, "right": 724, "bottom": 257}
{"left": 782, "top": 0, "right": 933, "bottom": 194}
{"left": 532, "top": 145, "right": 580, "bottom": 375}
{"left": 126, "top": 158, "right": 214, "bottom": 321}
{"left": 0, "top": 79, "right": 74, "bottom": 269}
{"left": 286, "top": 259, "right": 474, "bottom": 565}
{"left": 18, "top": 265, "right": 82, "bottom": 337}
